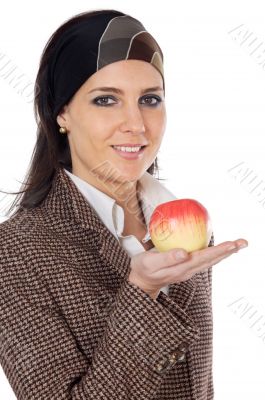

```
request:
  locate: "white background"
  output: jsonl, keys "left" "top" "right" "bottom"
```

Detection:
{"left": 0, "top": 0, "right": 264, "bottom": 398}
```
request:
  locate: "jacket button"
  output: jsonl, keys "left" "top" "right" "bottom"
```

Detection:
{"left": 155, "top": 359, "right": 169, "bottom": 373}
{"left": 168, "top": 343, "right": 188, "bottom": 365}
{"left": 168, "top": 353, "right": 177, "bottom": 364}
{"left": 176, "top": 352, "right": 186, "bottom": 362}
{"left": 168, "top": 350, "right": 186, "bottom": 365}
{"left": 168, "top": 351, "right": 183, "bottom": 364}
{"left": 155, "top": 344, "right": 188, "bottom": 373}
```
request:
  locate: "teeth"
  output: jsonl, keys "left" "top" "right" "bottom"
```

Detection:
{"left": 113, "top": 145, "right": 142, "bottom": 153}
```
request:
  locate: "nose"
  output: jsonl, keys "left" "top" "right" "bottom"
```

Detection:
{"left": 119, "top": 102, "right": 146, "bottom": 135}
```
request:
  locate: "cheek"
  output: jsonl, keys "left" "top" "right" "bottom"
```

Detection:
{"left": 81, "top": 109, "right": 115, "bottom": 140}
{"left": 70, "top": 113, "right": 109, "bottom": 149}
{"left": 149, "top": 115, "right": 166, "bottom": 142}
{"left": 148, "top": 107, "right": 166, "bottom": 128}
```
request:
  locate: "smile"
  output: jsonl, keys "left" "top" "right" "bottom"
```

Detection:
{"left": 111, "top": 145, "right": 146, "bottom": 160}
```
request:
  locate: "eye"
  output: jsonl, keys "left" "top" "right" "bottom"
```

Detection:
{"left": 92, "top": 94, "right": 162, "bottom": 107}
{"left": 141, "top": 95, "right": 162, "bottom": 106}
{"left": 93, "top": 96, "right": 116, "bottom": 106}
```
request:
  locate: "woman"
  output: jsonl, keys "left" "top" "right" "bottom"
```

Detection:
{"left": 0, "top": 9, "right": 248, "bottom": 400}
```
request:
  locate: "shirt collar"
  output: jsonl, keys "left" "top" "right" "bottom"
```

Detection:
{"left": 63, "top": 168, "right": 177, "bottom": 243}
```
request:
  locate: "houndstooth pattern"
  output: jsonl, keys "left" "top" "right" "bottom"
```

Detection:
{"left": 0, "top": 167, "right": 215, "bottom": 399}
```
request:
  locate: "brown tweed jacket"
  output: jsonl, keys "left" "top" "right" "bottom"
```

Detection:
{"left": 0, "top": 167, "right": 215, "bottom": 400}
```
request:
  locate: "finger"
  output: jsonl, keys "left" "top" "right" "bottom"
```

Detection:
{"left": 234, "top": 238, "right": 248, "bottom": 249}
{"left": 160, "top": 247, "right": 238, "bottom": 283}
{"left": 146, "top": 247, "right": 190, "bottom": 271}
{"left": 191, "top": 247, "right": 240, "bottom": 274}
{"left": 195, "top": 238, "right": 248, "bottom": 273}
{"left": 183, "top": 240, "right": 245, "bottom": 272}
{"left": 146, "top": 238, "right": 248, "bottom": 273}
{"left": 161, "top": 241, "right": 241, "bottom": 278}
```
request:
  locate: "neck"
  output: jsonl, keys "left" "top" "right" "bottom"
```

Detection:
{"left": 70, "top": 164, "right": 142, "bottom": 216}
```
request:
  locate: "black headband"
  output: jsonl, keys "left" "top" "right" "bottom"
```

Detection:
{"left": 48, "top": 11, "right": 164, "bottom": 119}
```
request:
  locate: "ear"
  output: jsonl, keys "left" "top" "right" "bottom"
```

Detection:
{"left": 56, "top": 105, "right": 69, "bottom": 128}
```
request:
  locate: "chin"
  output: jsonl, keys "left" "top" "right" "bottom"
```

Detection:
{"left": 113, "top": 167, "right": 143, "bottom": 184}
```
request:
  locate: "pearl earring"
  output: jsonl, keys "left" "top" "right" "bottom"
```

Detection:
{"left": 59, "top": 127, "right": 67, "bottom": 134}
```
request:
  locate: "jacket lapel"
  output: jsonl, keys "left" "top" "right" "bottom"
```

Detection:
{"left": 42, "top": 167, "right": 132, "bottom": 281}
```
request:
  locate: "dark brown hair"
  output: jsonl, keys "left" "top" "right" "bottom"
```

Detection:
{"left": 0, "top": 9, "right": 165, "bottom": 220}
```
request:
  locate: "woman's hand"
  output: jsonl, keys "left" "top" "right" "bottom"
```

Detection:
{"left": 128, "top": 239, "right": 248, "bottom": 300}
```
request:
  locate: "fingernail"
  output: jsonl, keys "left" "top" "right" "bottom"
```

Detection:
{"left": 176, "top": 251, "right": 187, "bottom": 260}
{"left": 239, "top": 243, "right": 248, "bottom": 249}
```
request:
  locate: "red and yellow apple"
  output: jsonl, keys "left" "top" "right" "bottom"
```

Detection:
{"left": 149, "top": 199, "right": 213, "bottom": 253}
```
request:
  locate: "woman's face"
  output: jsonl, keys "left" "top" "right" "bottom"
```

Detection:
{"left": 57, "top": 59, "right": 166, "bottom": 185}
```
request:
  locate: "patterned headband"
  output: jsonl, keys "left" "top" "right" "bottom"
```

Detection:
{"left": 48, "top": 11, "right": 164, "bottom": 118}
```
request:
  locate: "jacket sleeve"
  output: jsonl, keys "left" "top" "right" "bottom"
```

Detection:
{"left": 207, "top": 231, "right": 215, "bottom": 296}
{"left": 0, "top": 242, "right": 201, "bottom": 400}
{"left": 207, "top": 232, "right": 215, "bottom": 399}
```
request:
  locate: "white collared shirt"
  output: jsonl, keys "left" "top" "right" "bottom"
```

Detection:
{"left": 64, "top": 168, "right": 177, "bottom": 295}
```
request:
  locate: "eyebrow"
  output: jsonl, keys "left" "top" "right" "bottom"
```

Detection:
{"left": 87, "top": 86, "right": 164, "bottom": 95}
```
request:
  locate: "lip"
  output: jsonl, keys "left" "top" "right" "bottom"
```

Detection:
{"left": 111, "top": 145, "right": 146, "bottom": 160}
{"left": 112, "top": 143, "right": 148, "bottom": 146}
